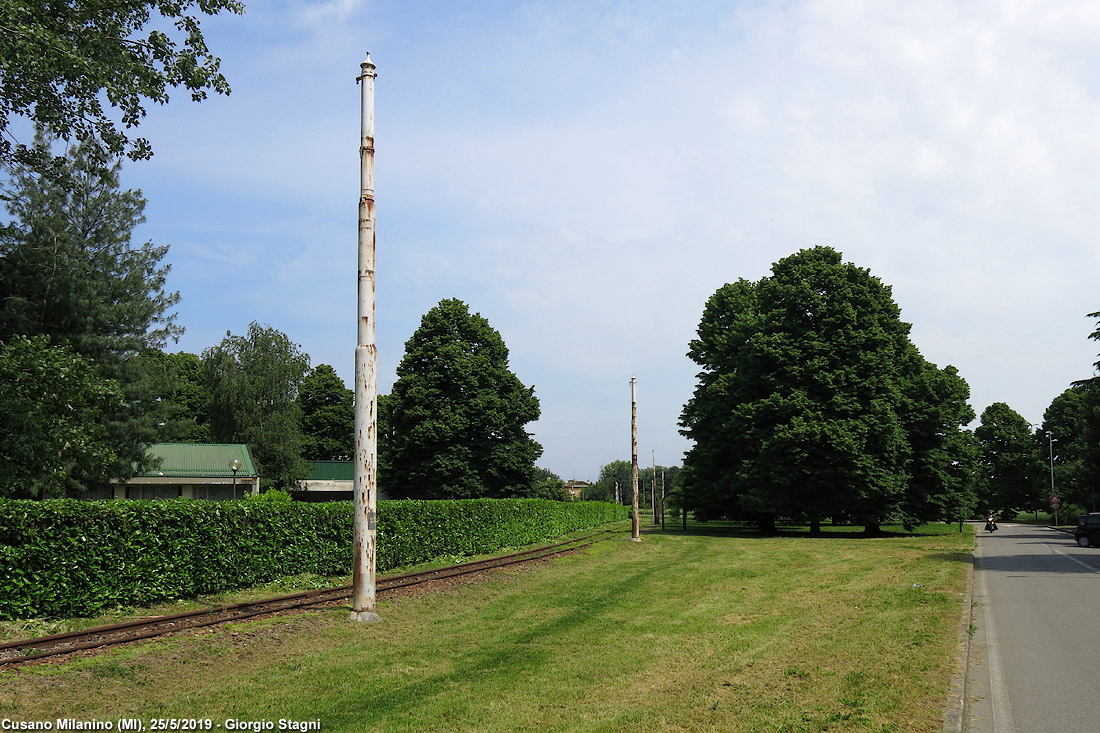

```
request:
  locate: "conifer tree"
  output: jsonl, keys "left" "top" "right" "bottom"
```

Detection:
{"left": 0, "top": 136, "right": 181, "bottom": 489}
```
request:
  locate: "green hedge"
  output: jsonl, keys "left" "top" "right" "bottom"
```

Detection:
{"left": 0, "top": 498, "right": 627, "bottom": 620}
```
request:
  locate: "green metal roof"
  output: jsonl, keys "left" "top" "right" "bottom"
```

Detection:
{"left": 136, "top": 443, "right": 258, "bottom": 478}
{"left": 308, "top": 461, "right": 354, "bottom": 481}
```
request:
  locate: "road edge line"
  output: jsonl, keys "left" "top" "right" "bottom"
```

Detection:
{"left": 942, "top": 531, "right": 975, "bottom": 733}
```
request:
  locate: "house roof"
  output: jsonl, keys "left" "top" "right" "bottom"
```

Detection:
{"left": 308, "top": 461, "right": 354, "bottom": 481}
{"left": 136, "top": 443, "right": 258, "bottom": 478}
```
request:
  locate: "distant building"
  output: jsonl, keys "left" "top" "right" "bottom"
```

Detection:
{"left": 112, "top": 443, "right": 259, "bottom": 500}
{"left": 563, "top": 480, "right": 590, "bottom": 500}
{"left": 295, "top": 461, "right": 393, "bottom": 502}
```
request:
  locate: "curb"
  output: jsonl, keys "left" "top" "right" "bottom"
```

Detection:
{"left": 942, "top": 539, "right": 976, "bottom": 733}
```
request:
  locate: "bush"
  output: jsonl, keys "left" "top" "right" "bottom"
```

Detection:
{"left": 0, "top": 498, "right": 626, "bottom": 620}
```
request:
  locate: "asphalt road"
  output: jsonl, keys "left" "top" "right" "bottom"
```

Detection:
{"left": 969, "top": 522, "right": 1100, "bottom": 733}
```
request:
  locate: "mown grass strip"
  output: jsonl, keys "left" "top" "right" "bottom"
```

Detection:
{"left": 0, "top": 524, "right": 971, "bottom": 732}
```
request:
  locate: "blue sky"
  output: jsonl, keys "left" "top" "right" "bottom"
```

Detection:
{"left": 77, "top": 0, "right": 1100, "bottom": 480}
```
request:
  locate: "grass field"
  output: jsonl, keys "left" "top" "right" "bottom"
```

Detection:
{"left": 0, "top": 522, "right": 972, "bottom": 732}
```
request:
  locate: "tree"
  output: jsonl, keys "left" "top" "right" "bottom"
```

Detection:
{"left": 0, "top": 1, "right": 244, "bottom": 167}
{"left": 590, "top": 459, "right": 632, "bottom": 503}
{"left": 974, "top": 402, "right": 1044, "bottom": 515}
{"left": 897, "top": 358, "right": 977, "bottom": 528}
{"left": 680, "top": 246, "right": 964, "bottom": 533}
{"left": 203, "top": 322, "right": 310, "bottom": 490}
{"left": 1040, "top": 386, "right": 1091, "bottom": 510}
{"left": 0, "top": 335, "right": 125, "bottom": 498}
{"left": 382, "top": 298, "right": 542, "bottom": 499}
{"left": 299, "top": 364, "right": 354, "bottom": 461}
{"left": 165, "top": 351, "right": 212, "bottom": 442}
{"left": 0, "top": 136, "right": 181, "bottom": 482}
{"left": 525, "top": 467, "right": 569, "bottom": 500}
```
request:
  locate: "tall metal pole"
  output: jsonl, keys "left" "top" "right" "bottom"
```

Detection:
{"left": 351, "top": 52, "right": 380, "bottom": 623}
{"left": 651, "top": 450, "right": 657, "bottom": 522}
{"left": 631, "top": 377, "right": 640, "bottom": 541}
{"left": 1048, "top": 431, "right": 1058, "bottom": 525}
{"left": 661, "top": 469, "right": 666, "bottom": 530}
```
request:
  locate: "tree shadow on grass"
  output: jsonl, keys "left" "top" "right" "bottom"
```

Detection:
{"left": 321, "top": 540, "right": 699, "bottom": 728}
{"left": 645, "top": 523, "right": 935, "bottom": 540}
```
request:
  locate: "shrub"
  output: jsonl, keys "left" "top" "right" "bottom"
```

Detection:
{"left": 0, "top": 498, "right": 626, "bottom": 620}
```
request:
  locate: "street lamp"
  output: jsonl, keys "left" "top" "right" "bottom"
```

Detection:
{"left": 229, "top": 458, "right": 242, "bottom": 500}
{"left": 1046, "top": 431, "right": 1057, "bottom": 525}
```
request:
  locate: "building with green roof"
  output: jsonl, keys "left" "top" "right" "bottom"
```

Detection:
{"left": 112, "top": 443, "right": 260, "bottom": 500}
{"left": 296, "top": 461, "right": 392, "bottom": 502}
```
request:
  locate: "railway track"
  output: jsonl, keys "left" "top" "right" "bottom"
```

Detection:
{"left": 0, "top": 527, "right": 626, "bottom": 667}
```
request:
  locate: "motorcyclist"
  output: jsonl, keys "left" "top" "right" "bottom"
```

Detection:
{"left": 985, "top": 513, "right": 998, "bottom": 532}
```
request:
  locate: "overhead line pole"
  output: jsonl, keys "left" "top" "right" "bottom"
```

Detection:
{"left": 631, "top": 377, "right": 640, "bottom": 541}
{"left": 651, "top": 449, "right": 657, "bottom": 522}
{"left": 351, "top": 52, "right": 380, "bottom": 624}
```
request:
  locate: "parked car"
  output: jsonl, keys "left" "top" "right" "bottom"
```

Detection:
{"left": 1075, "top": 513, "right": 1100, "bottom": 548}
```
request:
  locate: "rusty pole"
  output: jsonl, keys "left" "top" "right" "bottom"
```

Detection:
{"left": 351, "top": 52, "right": 380, "bottom": 624}
{"left": 651, "top": 450, "right": 657, "bottom": 522}
{"left": 631, "top": 377, "right": 640, "bottom": 541}
{"left": 661, "top": 469, "right": 666, "bottom": 530}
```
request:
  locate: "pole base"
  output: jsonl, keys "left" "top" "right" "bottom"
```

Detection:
{"left": 631, "top": 537, "right": 642, "bottom": 543}
{"left": 349, "top": 609, "right": 381, "bottom": 623}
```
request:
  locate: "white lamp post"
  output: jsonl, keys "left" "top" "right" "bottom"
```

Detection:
{"left": 229, "top": 458, "right": 242, "bottom": 500}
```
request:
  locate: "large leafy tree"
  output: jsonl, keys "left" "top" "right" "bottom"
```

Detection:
{"left": 1039, "top": 386, "right": 1091, "bottom": 510}
{"left": 680, "top": 246, "right": 969, "bottom": 533}
{"left": 1069, "top": 310, "right": 1100, "bottom": 510}
{"left": 590, "top": 459, "right": 633, "bottom": 503}
{"left": 165, "top": 350, "right": 212, "bottom": 442}
{"left": 298, "top": 364, "right": 354, "bottom": 461}
{"left": 897, "top": 358, "right": 977, "bottom": 527}
{"left": 0, "top": 335, "right": 125, "bottom": 498}
{"left": 974, "top": 402, "right": 1044, "bottom": 515}
{"left": 382, "top": 298, "right": 542, "bottom": 499}
{"left": 0, "top": 136, "right": 181, "bottom": 485}
{"left": 0, "top": 0, "right": 244, "bottom": 167}
{"left": 203, "top": 322, "right": 310, "bottom": 490}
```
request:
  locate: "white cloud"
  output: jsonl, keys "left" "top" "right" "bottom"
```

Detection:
{"left": 124, "top": 0, "right": 1100, "bottom": 477}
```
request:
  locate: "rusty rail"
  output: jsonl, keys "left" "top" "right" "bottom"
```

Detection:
{"left": 0, "top": 527, "right": 627, "bottom": 666}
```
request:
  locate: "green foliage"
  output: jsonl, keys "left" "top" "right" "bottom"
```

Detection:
{"left": 591, "top": 459, "right": 632, "bottom": 503}
{"left": 164, "top": 351, "right": 212, "bottom": 442}
{"left": 520, "top": 467, "right": 569, "bottom": 500}
{"left": 0, "top": 1, "right": 244, "bottom": 167}
{"left": 1, "top": 137, "right": 183, "bottom": 488}
{"left": 299, "top": 364, "right": 354, "bottom": 461}
{"left": 376, "top": 499, "right": 626, "bottom": 570}
{"left": 974, "top": 402, "right": 1044, "bottom": 514}
{"left": 680, "top": 247, "right": 974, "bottom": 531}
{"left": 203, "top": 322, "right": 311, "bottom": 490}
{"left": 0, "top": 335, "right": 125, "bottom": 498}
{"left": 0, "top": 136, "right": 181, "bottom": 359}
{"left": 1040, "top": 385, "right": 1092, "bottom": 509}
{"left": 0, "top": 497, "right": 627, "bottom": 620}
{"left": 383, "top": 299, "right": 543, "bottom": 499}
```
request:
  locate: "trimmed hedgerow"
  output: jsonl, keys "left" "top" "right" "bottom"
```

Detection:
{"left": 0, "top": 498, "right": 626, "bottom": 620}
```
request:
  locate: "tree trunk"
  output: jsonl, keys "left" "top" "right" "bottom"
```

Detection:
{"left": 757, "top": 514, "right": 777, "bottom": 534}
{"left": 810, "top": 517, "right": 821, "bottom": 535}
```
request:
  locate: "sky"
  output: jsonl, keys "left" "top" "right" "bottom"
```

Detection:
{"left": 74, "top": 0, "right": 1100, "bottom": 480}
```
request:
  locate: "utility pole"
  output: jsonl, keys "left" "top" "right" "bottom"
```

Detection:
{"left": 661, "top": 469, "right": 666, "bottom": 530}
{"left": 1047, "top": 430, "right": 1059, "bottom": 525}
{"left": 651, "top": 450, "right": 657, "bottom": 522}
{"left": 351, "top": 52, "right": 380, "bottom": 624}
{"left": 631, "top": 377, "right": 640, "bottom": 541}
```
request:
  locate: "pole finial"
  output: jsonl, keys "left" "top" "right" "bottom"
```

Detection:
{"left": 359, "top": 52, "right": 377, "bottom": 81}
